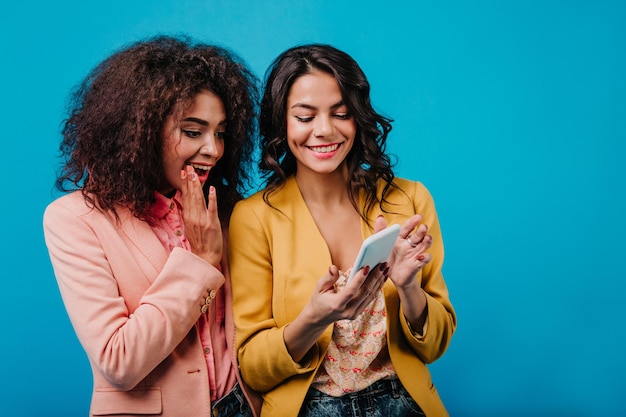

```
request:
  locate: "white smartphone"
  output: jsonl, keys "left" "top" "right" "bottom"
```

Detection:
{"left": 347, "top": 224, "right": 401, "bottom": 282}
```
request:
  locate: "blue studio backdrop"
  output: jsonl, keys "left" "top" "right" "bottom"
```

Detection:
{"left": 1, "top": 1, "right": 624, "bottom": 416}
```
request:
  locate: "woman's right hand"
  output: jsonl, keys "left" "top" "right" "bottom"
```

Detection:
{"left": 312, "top": 263, "right": 388, "bottom": 323}
{"left": 180, "top": 165, "right": 223, "bottom": 268}
{"left": 283, "top": 262, "right": 388, "bottom": 363}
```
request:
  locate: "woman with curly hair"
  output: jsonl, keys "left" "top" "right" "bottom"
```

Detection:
{"left": 43, "top": 35, "right": 261, "bottom": 417}
{"left": 228, "top": 44, "right": 456, "bottom": 417}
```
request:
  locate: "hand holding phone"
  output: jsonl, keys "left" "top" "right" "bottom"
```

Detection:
{"left": 347, "top": 224, "right": 401, "bottom": 282}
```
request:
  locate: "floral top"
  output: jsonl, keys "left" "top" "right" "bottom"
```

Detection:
{"left": 311, "top": 269, "right": 397, "bottom": 396}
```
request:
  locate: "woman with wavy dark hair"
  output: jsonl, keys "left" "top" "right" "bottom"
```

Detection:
{"left": 229, "top": 44, "right": 456, "bottom": 417}
{"left": 44, "top": 35, "right": 261, "bottom": 417}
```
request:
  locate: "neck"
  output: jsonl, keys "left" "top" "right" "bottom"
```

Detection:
{"left": 294, "top": 166, "right": 353, "bottom": 206}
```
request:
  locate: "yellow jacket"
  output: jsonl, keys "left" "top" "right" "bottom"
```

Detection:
{"left": 229, "top": 176, "right": 456, "bottom": 417}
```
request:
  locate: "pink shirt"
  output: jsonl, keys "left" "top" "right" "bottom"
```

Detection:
{"left": 150, "top": 192, "right": 237, "bottom": 402}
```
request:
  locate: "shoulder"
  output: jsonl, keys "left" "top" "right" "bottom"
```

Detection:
{"left": 231, "top": 188, "right": 267, "bottom": 222}
{"left": 379, "top": 177, "right": 433, "bottom": 203}
{"left": 233, "top": 177, "right": 298, "bottom": 218}
{"left": 43, "top": 191, "right": 129, "bottom": 228}
{"left": 44, "top": 191, "right": 95, "bottom": 221}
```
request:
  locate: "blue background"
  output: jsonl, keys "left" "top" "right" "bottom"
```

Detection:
{"left": 1, "top": 1, "right": 624, "bottom": 416}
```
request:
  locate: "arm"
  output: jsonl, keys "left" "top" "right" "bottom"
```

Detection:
{"left": 228, "top": 202, "right": 303, "bottom": 392}
{"left": 388, "top": 182, "right": 456, "bottom": 363}
{"left": 43, "top": 199, "right": 224, "bottom": 390}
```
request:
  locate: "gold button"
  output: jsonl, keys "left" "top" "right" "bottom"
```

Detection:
{"left": 209, "top": 289, "right": 217, "bottom": 299}
{"left": 204, "top": 347, "right": 211, "bottom": 354}
{"left": 205, "top": 296, "right": 213, "bottom": 305}
{"left": 169, "top": 203, "right": 175, "bottom": 210}
{"left": 201, "top": 304, "right": 208, "bottom": 314}
{"left": 175, "top": 229, "right": 182, "bottom": 236}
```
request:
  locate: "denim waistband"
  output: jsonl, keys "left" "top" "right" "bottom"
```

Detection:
{"left": 305, "top": 378, "right": 403, "bottom": 399}
{"left": 211, "top": 382, "right": 246, "bottom": 415}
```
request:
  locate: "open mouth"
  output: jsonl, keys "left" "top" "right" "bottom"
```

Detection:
{"left": 189, "top": 163, "right": 211, "bottom": 182}
{"left": 307, "top": 143, "right": 341, "bottom": 153}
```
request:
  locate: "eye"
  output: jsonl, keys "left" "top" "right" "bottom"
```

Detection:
{"left": 182, "top": 129, "right": 201, "bottom": 138}
{"left": 215, "top": 131, "right": 226, "bottom": 140}
{"left": 334, "top": 112, "right": 351, "bottom": 120}
{"left": 295, "top": 115, "right": 314, "bottom": 123}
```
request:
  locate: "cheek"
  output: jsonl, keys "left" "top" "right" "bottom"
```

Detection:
{"left": 286, "top": 121, "right": 308, "bottom": 143}
{"left": 340, "top": 120, "right": 357, "bottom": 141}
{"left": 162, "top": 135, "right": 182, "bottom": 161}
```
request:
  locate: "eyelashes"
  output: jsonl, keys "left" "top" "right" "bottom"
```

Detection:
{"left": 294, "top": 113, "right": 351, "bottom": 123}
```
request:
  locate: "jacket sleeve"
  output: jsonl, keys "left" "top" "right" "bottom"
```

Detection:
{"left": 397, "top": 181, "right": 456, "bottom": 363}
{"left": 228, "top": 200, "right": 317, "bottom": 392}
{"left": 43, "top": 199, "right": 225, "bottom": 390}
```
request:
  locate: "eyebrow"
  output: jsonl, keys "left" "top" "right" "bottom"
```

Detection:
{"left": 182, "top": 117, "right": 226, "bottom": 127}
{"left": 290, "top": 100, "right": 346, "bottom": 111}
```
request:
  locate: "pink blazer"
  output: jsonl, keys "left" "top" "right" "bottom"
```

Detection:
{"left": 43, "top": 191, "right": 261, "bottom": 417}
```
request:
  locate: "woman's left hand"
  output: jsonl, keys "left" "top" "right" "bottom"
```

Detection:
{"left": 385, "top": 214, "right": 433, "bottom": 290}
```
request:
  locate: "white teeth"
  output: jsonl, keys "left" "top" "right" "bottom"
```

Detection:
{"left": 190, "top": 163, "right": 210, "bottom": 171}
{"left": 309, "top": 143, "right": 339, "bottom": 153}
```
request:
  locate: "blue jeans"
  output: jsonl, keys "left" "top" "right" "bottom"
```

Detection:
{"left": 298, "top": 378, "right": 425, "bottom": 417}
{"left": 211, "top": 382, "right": 253, "bottom": 417}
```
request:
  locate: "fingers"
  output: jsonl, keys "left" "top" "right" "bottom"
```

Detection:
{"left": 181, "top": 165, "right": 207, "bottom": 209}
{"left": 345, "top": 263, "right": 387, "bottom": 318}
{"left": 319, "top": 265, "right": 340, "bottom": 292}
{"left": 398, "top": 214, "right": 423, "bottom": 242}
{"left": 180, "top": 166, "right": 223, "bottom": 266}
{"left": 400, "top": 215, "right": 432, "bottom": 255}
{"left": 206, "top": 185, "right": 219, "bottom": 224}
{"left": 406, "top": 226, "right": 432, "bottom": 250}
{"left": 373, "top": 215, "right": 387, "bottom": 233}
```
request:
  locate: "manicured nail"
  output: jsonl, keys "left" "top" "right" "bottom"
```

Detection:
{"left": 181, "top": 169, "right": 187, "bottom": 179}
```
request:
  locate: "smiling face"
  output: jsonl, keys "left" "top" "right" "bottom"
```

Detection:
{"left": 286, "top": 70, "right": 356, "bottom": 177}
{"left": 160, "top": 90, "right": 226, "bottom": 195}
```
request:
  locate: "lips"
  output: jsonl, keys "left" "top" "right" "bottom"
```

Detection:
{"left": 306, "top": 143, "right": 340, "bottom": 153}
{"left": 189, "top": 163, "right": 212, "bottom": 182}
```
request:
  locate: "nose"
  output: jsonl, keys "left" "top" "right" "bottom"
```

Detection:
{"left": 313, "top": 115, "right": 333, "bottom": 137}
{"left": 200, "top": 135, "right": 219, "bottom": 156}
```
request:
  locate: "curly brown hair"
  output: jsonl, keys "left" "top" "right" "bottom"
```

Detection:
{"left": 259, "top": 44, "right": 398, "bottom": 222}
{"left": 57, "top": 34, "right": 259, "bottom": 224}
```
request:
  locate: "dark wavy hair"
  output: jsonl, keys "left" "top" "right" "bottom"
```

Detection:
{"left": 259, "top": 44, "right": 397, "bottom": 220}
{"left": 57, "top": 34, "right": 259, "bottom": 224}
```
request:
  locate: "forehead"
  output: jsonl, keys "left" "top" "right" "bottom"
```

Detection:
{"left": 173, "top": 90, "right": 225, "bottom": 117}
{"left": 287, "top": 71, "right": 342, "bottom": 105}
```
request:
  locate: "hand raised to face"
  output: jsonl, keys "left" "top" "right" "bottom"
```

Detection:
{"left": 180, "top": 165, "right": 223, "bottom": 268}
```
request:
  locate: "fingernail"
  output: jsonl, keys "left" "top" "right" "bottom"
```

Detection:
{"left": 180, "top": 170, "right": 186, "bottom": 179}
{"left": 363, "top": 265, "right": 370, "bottom": 275}
{"left": 417, "top": 254, "right": 425, "bottom": 261}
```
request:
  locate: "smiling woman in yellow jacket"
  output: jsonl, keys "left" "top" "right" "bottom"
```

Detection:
{"left": 229, "top": 44, "right": 456, "bottom": 417}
